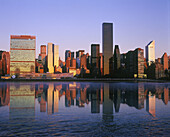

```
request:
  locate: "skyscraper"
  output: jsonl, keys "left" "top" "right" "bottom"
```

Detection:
{"left": 113, "top": 45, "right": 121, "bottom": 71}
{"left": 102, "top": 23, "right": 113, "bottom": 75}
{"left": 126, "top": 48, "right": 144, "bottom": 78}
{"left": 40, "top": 45, "right": 46, "bottom": 65}
{"left": 10, "top": 35, "right": 36, "bottom": 76}
{"left": 47, "top": 43, "right": 59, "bottom": 73}
{"left": 145, "top": 40, "right": 155, "bottom": 66}
{"left": 161, "top": 52, "right": 168, "bottom": 70}
{"left": 76, "top": 50, "right": 84, "bottom": 59}
{"left": 0, "top": 51, "right": 10, "bottom": 75}
{"left": 91, "top": 44, "right": 100, "bottom": 70}
{"left": 65, "top": 50, "right": 71, "bottom": 62}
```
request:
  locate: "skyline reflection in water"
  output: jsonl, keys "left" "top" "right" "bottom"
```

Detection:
{"left": 0, "top": 82, "right": 170, "bottom": 136}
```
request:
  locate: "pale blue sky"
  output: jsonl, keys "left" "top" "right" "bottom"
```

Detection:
{"left": 0, "top": 0, "right": 169, "bottom": 60}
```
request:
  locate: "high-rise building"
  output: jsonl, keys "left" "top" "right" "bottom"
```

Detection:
{"left": 0, "top": 51, "right": 10, "bottom": 75}
{"left": 145, "top": 40, "right": 155, "bottom": 66}
{"left": 10, "top": 35, "right": 36, "bottom": 76}
{"left": 39, "top": 45, "right": 46, "bottom": 65}
{"left": 126, "top": 48, "right": 144, "bottom": 78}
{"left": 47, "top": 43, "right": 59, "bottom": 73}
{"left": 91, "top": 44, "right": 100, "bottom": 75}
{"left": 169, "top": 56, "right": 170, "bottom": 68}
{"left": 113, "top": 45, "right": 121, "bottom": 71}
{"left": 161, "top": 52, "right": 168, "bottom": 70}
{"left": 71, "top": 52, "right": 74, "bottom": 59}
{"left": 91, "top": 44, "right": 100, "bottom": 70}
{"left": 102, "top": 23, "right": 113, "bottom": 75}
{"left": 99, "top": 53, "right": 104, "bottom": 76}
{"left": 76, "top": 50, "right": 84, "bottom": 59}
{"left": 65, "top": 50, "right": 71, "bottom": 62}
{"left": 80, "top": 54, "right": 87, "bottom": 69}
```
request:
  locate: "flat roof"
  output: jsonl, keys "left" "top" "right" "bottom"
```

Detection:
{"left": 11, "top": 35, "right": 36, "bottom": 40}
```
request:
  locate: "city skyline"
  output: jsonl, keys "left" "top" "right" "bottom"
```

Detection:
{"left": 0, "top": 0, "right": 169, "bottom": 60}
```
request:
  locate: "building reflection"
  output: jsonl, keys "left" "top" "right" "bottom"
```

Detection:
{"left": 0, "top": 82, "right": 169, "bottom": 118}
{"left": 146, "top": 91, "right": 156, "bottom": 117}
{"left": 114, "top": 88, "right": 121, "bottom": 113}
{"left": 91, "top": 85, "right": 101, "bottom": 113}
{"left": 123, "top": 83, "right": 144, "bottom": 110}
{"left": 0, "top": 83, "right": 10, "bottom": 107}
{"left": 103, "top": 83, "right": 113, "bottom": 121}
{"left": 9, "top": 84, "right": 35, "bottom": 119}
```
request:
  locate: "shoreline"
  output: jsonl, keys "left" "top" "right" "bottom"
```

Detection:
{"left": 0, "top": 78, "right": 169, "bottom": 83}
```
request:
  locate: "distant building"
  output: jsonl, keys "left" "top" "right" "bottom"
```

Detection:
{"left": 113, "top": 45, "right": 121, "bottom": 71}
{"left": 80, "top": 54, "right": 87, "bottom": 69}
{"left": 91, "top": 44, "right": 100, "bottom": 75}
{"left": 0, "top": 51, "right": 10, "bottom": 76}
{"left": 86, "top": 53, "right": 91, "bottom": 70}
{"left": 35, "top": 59, "right": 44, "bottom": 73}
{"left": 66, "top": 57, "right": 71, "bottom": 72}
{"left": 99, "top": 53, "right": 104, "bottom": 76}
{"left": 76, "top": 50, "right": 84, "bottom": 59}
{"left": 65, "top": 50, "right": 71, "bottom": 62}
{"left": 71, "top": 58, "right": 76, "bottom": 68}
{"left": 39, "top": 45, "right": 46, "bottom": 65}
{"left": 126, "top": 48, "right": 144, "bottom": 78}
{"left": 161, "top": 52, "right": 168, "bottom": 70}
{"left": 76, "top": 57, "right": 80, "bottom": 68}
{"left": 145, "top": 40, "right": 155, "bottom": 66}
{"left": 102, "top": 23, "right": 113, "bottom": 75}
{"left": 169, "top": 56, "right": 170, "bottom": 68}
{"left": 10, "top": 35, "right": 36, "bottom": 76}
{"left": 120, "top": 53, "right": 126, "bottom": 67}
{"left": 47, "top": 43, "right": 59, "bottom": 73}
{"left": 71, "top": 52, "right": 74, "bottom": 59}
{"left": 147, "top": 62, "right": 165, "bottom": 79}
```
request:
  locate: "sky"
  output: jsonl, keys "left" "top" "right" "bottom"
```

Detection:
{"left": 0, "top": 0, "right": 169, "bottom": 60}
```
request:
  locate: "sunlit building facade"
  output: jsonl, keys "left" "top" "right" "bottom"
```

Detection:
{"left": 102, "top": 23, "right": 113, "bottom": 75}
{"left": 0, "top": 51, "right": 10, "bottom": 75}
{"left": 145, "top": 40, "right": 155, "bottom": 66}
{"left": 10, "top": 35, "right": 36, "bottom": 76}
{"left": 39, "top": 45, "right": 46, "bottom": 65}
{"left": 161, "top": 52, "right": 168, "bottom": 70}
{"left": 47, "top": 43, "right": 59, "bottom": 73}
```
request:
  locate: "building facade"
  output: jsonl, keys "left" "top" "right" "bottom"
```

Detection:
{"left": 47, "top": 43, "right": 59, "bottom": 73}
{"left": 0, "top": 51, "right": 10, "bottom": 76}
{"left": 102, "top": 23, "right": 113, "bottom": 75}
{"left": 161, "top": 52, "right": 168, "bottom": 70}
{"left": 113, "top": 45, "right": 121, "bottom": 71}
{"left": 91, "top": 44, "right": 100, "bottom": 70}
{"left": 39, "top": 45, "right": 46, "bottom": 65}
{"left": 145, "top": 40, "right": 155, "bottom": 66}
{"left": 126, "top": 48, "right": 144, "bottom": 78}
{"left": 10, "top": 35, "right": 36, "bottom": 76}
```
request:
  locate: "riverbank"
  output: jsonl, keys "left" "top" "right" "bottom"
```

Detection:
{"left": 0, "top": 78, "right": 169, "bottom": 83}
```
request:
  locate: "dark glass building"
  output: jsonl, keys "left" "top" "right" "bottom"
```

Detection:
{"left": 102, "top": 23, "right": 113, "bottom": 75}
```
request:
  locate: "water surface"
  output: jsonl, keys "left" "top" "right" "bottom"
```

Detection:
{"left": 0, "top": 82, "right": 170, "bottom": 136}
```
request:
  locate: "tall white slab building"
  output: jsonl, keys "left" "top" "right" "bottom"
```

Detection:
{"left": 145, "top": 40, "right": 155, "bottom": 66}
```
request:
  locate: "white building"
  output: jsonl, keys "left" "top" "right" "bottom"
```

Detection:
{"left": 145, "top": 40, "right": 155, "bottom": 66}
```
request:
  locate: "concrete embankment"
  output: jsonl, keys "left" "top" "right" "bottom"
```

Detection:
{"left": 0, "top": 78, "right": 169, "bottom": 83}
